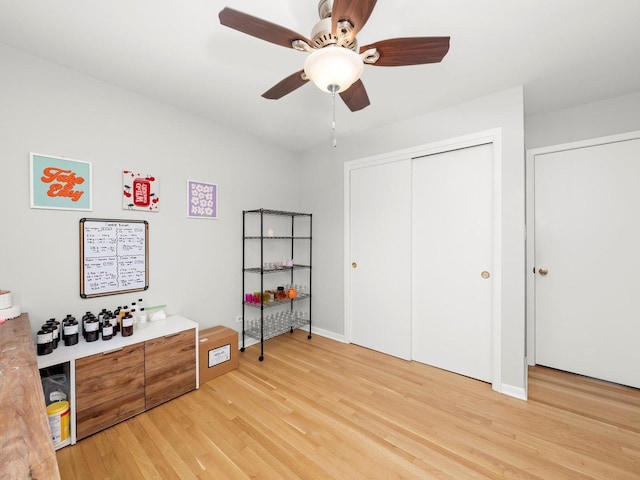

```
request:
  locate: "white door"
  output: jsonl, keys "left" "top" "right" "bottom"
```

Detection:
{"left": 412, "top": 144, "right": 494, "bottom": 382}
{"left": 349, "top": 159, "right": 412, "bottom": 360}
{"left": 534, "top": 137, "right": 640, "bottom": 388}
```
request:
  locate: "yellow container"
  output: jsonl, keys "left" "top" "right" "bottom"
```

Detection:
{"left": 46, "top": 400, "right": 70, "bottom": 447}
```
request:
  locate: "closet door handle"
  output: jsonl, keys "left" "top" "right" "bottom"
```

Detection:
{"left": 352, "top": 262, "right": 358, "bottom": 268}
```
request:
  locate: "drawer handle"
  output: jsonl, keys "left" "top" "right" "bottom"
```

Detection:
{"left": 102, "top": 347, "right": 124, "bottom": 355}
{"left": 164, "top": 333, "right": 181, "bottom": 339}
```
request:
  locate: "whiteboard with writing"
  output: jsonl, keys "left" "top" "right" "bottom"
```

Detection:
{"left": 80, "top": 218, "right": 149, "bottom": 298}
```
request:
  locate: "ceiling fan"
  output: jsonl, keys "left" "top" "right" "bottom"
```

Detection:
{"left": 219, "top": 0, "right": 450, "bottom": 112}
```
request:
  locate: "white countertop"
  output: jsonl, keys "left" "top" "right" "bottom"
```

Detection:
{"left": 37, "top": 315, "right": 199, "bottom": 369}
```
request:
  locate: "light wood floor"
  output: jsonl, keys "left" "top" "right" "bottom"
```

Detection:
{"left": 56, "top": 330, "right": 640, "bottom": 479}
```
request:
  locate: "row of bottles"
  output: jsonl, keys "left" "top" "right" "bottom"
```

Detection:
{"left": 36, "top": 299, "right": 147, "bottom": 356}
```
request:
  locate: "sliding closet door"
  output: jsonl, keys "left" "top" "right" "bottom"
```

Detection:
{"left": 412, "top": 144, "right": 494, "bottom": 382}
{"left": 349, "top": 159, "right": 412, "bottom": 360}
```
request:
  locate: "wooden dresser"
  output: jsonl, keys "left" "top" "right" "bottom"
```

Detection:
{"left": 37, "top": 314, "right": 198, "bottom": 444}
{"left": 0, "top": 313, "right": 61, "bottom": 479}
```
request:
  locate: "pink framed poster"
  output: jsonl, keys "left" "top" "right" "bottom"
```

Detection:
{"left": 122, "top": 171, "right": 159, "bottom": 212}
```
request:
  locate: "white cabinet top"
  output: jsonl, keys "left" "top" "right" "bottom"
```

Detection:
{"left": 37, "top": 315, "right": 198, "bottom": 369}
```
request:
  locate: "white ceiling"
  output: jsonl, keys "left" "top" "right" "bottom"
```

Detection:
{"left": 1, "top": 0, "right": 639, "bottom": 152}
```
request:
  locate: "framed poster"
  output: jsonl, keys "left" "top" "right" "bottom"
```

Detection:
{"left": 80, "top": 218, "right": 149, "bottom": 298}
{"left": 30, "top": 153, "right": 92, "bottom": 211}
{"left": 187, "top": 180, "right": 218, "bottom": 219}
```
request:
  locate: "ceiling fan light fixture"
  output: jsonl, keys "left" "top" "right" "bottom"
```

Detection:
{"left": 303, "top": 46, "right": 364, "bottom": 94}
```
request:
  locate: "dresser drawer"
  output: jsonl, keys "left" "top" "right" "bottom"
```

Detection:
{"left": 75, "top": 343, "right": 145, "bottom": 439}
{"left": 145, "top": 329, "right": 196, "bottom": 409}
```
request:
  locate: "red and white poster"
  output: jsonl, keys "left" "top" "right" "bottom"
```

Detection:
{"left": 122, "top": 171, "right": 159, "bottom": 211}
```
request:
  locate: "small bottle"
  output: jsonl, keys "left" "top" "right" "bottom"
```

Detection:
{"left": 130, "top": 307, "right": 136, "bottom": 328}
{"left": 113, "top": 307, "right": 122, "bottom": 334}
{"left": 111, "top": 314, "right": 118, "bottom": 330}
{"left": 85, "top": 317, "right": 100, "bottom": 342}
{"left": 81, "top": 312, "right": 92, "bottom": 338}
{"left": 46, "top": 319, "right": 60, "bottom": 349}
{"left": 119, "top": 306, "right": 128, "bottom": 333}
{"left": 63, "top": 316, "right": 79, "bottom": 346}
{"left": 100, "top": 309, "right": 113, "bottom": 331}
{"left": 101, "top": 315, "right": 114, "bottom": 341}
{"left": 36, "top": 326, "right": 54, "bottom": 356}
{"left": 134, "top": 307, "right": 147, "bottom": 325}
{"left": 54, "top": 319, "right": 62, "bottom": 346}
{"left": 121, "top": 312, "right": 134, "bottom": 337}
{"left": 111, "top": 315, "right": 118, "bottom": 337}
{"left": 61, "top": 315, "right": 73, "bottom": 345}
{"left": 97, "top": 308, "right": 108, "bottom": 327}
{"left": 137, "top": 299, "right": 144, "bottom": 321}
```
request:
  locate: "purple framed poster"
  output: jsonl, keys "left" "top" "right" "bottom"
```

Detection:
{"left": 187, "top": 180, "right": 218, "bottom": 219}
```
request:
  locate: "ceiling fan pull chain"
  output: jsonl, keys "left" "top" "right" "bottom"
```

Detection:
{"left": 330, "top": 84, "right": 338, "bottom": 147}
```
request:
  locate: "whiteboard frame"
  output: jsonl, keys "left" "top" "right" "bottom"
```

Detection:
{"left": 79, "top": 218, "right": 149, "bottom": 298}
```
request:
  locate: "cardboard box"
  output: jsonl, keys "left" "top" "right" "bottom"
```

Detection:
{"left": 199, "top": 326, "right": 239, "bottom": 384}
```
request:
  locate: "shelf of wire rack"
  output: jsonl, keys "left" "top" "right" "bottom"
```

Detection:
{"left": 242, "top": 208, "right": 312, "bottom": 361}
{"left": 243, "top": 264, "right": 311, "bottom": 274}
{"left": 244, "top": 293, "right": 311, "bottom": 309}
{"left": 244, "top": 311, "right": 311, "bottom": 342}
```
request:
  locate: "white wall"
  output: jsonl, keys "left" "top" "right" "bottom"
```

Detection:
{"left": 297, "top": 87, "right": 527, "bottom": 393}
{"left": 0, "top": 44, "right": 298, "bottom": 333}
{"left": 525, "top": 91, "right": 640, "bottom": 149}
{"left": 11, "top": 34, "right": 636, "bottom": 395}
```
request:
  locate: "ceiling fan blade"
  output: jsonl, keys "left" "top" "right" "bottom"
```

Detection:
{"left": 219, "top": 7, "right": 312, "bottom": 50}
{"left": 339, "top": 79, "right": 370, "bottom": 112}
{"left": 331, "top": 0, "right": 378, "bottom": 38}
{"left": 360, "top": 37, "right": 450, "bottom": 66}
{"left": 262, "top": 70, "right": 309, "bottom": 100}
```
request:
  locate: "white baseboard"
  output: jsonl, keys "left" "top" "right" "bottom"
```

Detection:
{"left": 500, "top": 383, "right": 527, "bottom": 401}
{"left": 236, "top": 326, "right": 346, "bottom": 351}
{"left": 239, "top": 327, "right": 528, "bottom": 402}
{"left": 239, "top": 337, "right": 259, "bottom": 350}
{"left": 307, "top": 326, "right": 345, "bottom": 343}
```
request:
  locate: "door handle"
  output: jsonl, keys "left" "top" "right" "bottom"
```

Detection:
{"left": 102, "top": 347, "right": 124, "bottom": 355}
{"left": 352, "top": 262, "right": 357, "bottom": 268}
{"left": 538, "top": 267, "right": 549, "bottom": 276}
